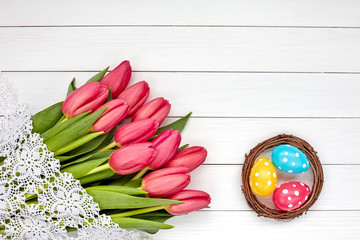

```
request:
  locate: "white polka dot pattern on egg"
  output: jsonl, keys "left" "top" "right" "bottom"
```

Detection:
{"left": 293, "top": 184, "right": 296, "bottom": 187}
{"left": 300, "top": 183, "right": 304, "bottom": 186}
{"left": 267, "top": 171, "right": 270, "bottom": 175}
{"left": 283, "top": 158, "right": 288, "bottom": 162}
{"left": 285, "top": 152, "right": 288, "bottom": 155}
{"left": 303, "top": 164, "right": 306, "bottom": 168}
{"left": 282, "top": 189, "right": 288, "bottom": 194}
{"left": 295, "top": 153, "right": 300, "bottom": 157}
{"left": 255, "top": 182, "right": 258, "bottom": 186}
{"left": 292, "top": 162, "right": 295, "bottom": 166}
{"left": 288, "top": 196, "right": 292, "bottom": 200}
{"left": 288, "top": 204, "right": 293, "bottom": 208}
{"left": 267, "top": 180, "right": 272, "bottom": 185}
{"left": 288, "top": 170, "right": 293, "bottom": 173}
{"left": 264, "top": 162, "right": 269, "bottom": 166}
{"left": 273, "top": 173, "right": 276, "bottom": 177}
{"left": 305, "top": 196, "right": 308, "bottom": 200}
{"left": 255, "top": 172, "right": 259, "bottom": 177}
{"left": 299, "top": 201, "right": 302, "bottom": 205}
{"left": 295, "top": 191, "right": 299, "bottom": 196}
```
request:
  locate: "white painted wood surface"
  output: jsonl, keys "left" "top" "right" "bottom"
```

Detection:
{"left": 1, "top": 0, "right": 360, "bottom": 239}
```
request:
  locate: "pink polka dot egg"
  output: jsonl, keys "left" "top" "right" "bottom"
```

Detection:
{"left": 273, "top": 181, "right": 310, "bottom": 211}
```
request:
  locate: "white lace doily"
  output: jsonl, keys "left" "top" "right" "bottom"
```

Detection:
{"left": 0, "top": 73, "right": 148, "bottom": 240}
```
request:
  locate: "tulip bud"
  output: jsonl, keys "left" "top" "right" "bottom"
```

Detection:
{"left": 142, "top": 167, "right": 190, "bottom": 198}
{"left": 100, "top": 60, "right": 132, "bottom": 98}
{"left": 109, "top": 142, "right": 156, "bottom": 175}
{"left": 114, "top": 118, "right": 159, "bottom": 146}
{"left": 149, "top": 129, "right": 181, "bottom": 170}
{"left": 62, "top": 82, "right": 108, "bottom": 118}
{"left": 165, "top": 146, "right": 207, "bottom": 172}
{"left": 167, "top": 190, "right": 211, "bottom": 215}
{"left": 117, "top": 81, "right": 150, "bottom": 118}
{"left": 132, "top": 97, "right": 171, "bottom": 125}
{"left": 91, "top": 99, "right": 129, "bottom": 134}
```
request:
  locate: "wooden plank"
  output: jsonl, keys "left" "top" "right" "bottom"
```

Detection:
{"left": 4, "top": 72, "right": 360, "bottom": 117}
{"left": 156, "top": 211, "right": 360, "bottom": 240}
{"left": 1, "top": 27, "right": 360, "bottom": 72}
{"left": 189, "top": 165, "right": 360, "bottom": 211}
{"left": 1, "top": 0, "right": 360, "bottom": 27}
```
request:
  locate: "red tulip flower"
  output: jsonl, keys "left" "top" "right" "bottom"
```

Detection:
{"left": 62, "top": 82, "right": 108, "bottom": 118}
{"left": 117, "top": 81, "right": 150, "bottom": 118}
{"left": 114, "top": 118, "right": 159, "bottom": 146}
{"left": 100, "top": 60, "right": 132, "bottom": 98}
{"left": 132, "top": 97, "right": 171, "bottom": 125}
{"left": 91, "top": 99, "right": 129, "bottom": 134}
{"left": 165, "top": 146, "right": 207, "bottom": 172}
{"left": 149, "top": 129, "right": 181, "bottom": 170}
{"left": 109, "top": 142, "right": 156, "bottom": 175}
{"left": 167, "top": 190, "right": 211, "bottom": 215}
{"left": 142, "top": 167, "right": 190, "bottom": 198}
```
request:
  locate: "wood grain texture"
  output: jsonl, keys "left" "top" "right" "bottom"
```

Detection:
{"left": 4, "top": 72, "right": 360, "bottom": 117}
{"left": 1, "top": 0, "right": 360, "bottom": 27}
{"left": 156, "top": 211, "right": 360, "bottom": 240}
{"left": 1, "top": 27, "right": 360, "bottom": 72}
{"left": 188, "top": 165, "right": 360, "bottom": 211}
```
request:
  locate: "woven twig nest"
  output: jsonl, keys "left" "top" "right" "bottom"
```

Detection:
{"left": 241, "top": 134, "right": 324, "bottom": 220}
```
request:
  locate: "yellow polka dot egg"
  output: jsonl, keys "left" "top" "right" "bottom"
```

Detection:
{"left": 249, "top": 157, "right": 277, "bottom": 197}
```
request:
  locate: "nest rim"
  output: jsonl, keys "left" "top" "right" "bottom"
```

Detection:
{"left": 241, "top": 134, "right": 324, "bottom": 220}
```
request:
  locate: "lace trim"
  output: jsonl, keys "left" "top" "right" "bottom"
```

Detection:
{"left": 0, "top": 73, "right": 148, "bottom": 240}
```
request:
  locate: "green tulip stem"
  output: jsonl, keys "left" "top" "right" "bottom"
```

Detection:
{"left": 131, "top": 167, "right": 150, "bottom": 181}
{"left": 99, "top": 141, "right": 120, "bottom": 152}
{"left": 54, "top": 131, "right": 104, "bottom": 156}
{"left": 59, "top": 117, "right": 69, "bottom": 124}
{"left": 83, "top": 162, "right": 111, "bottom": 177}
{"left": 110, "top": 205, "right": 168, "bottom": 218}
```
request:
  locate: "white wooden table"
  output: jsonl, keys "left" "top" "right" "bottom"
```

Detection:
{"left": 1, "top": 1, "right": 360, "bottom": 239}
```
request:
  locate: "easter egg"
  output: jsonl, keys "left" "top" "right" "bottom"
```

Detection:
{"left": 272, "top": 144, "right": 309, "bottom": 174}
{"left": 273, "top": 181, "right": 310, "bottom": 211}
{"left": 249, "top": 157, "right": 277, "bottom": 197}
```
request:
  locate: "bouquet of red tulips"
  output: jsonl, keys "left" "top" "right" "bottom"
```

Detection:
{"left": 30, "top": 61, "right": 211, "bottom": 234}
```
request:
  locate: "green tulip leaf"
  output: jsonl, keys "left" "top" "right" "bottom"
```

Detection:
{"left": 79, "top": 169, "right": 115, "bottom": 185}
{"left": 124, "top": 179, "right": 143, "bottom": 188}
{"left": 86, "top": 67, "right": 109, "bottom": 83}
{"left": 55, "top": 128, "right": 115, "bottom": 161}
{"left": 107, "top": 88, "right": 113, "bottom": 101}
{"left": 153, "top": 112, "right": 192, "bottom": 139}
{"left": 45, "top": 107, "right": 107, "bottom": 152}
{"left": 31, "top": 102, "right": 64, "bottom": 134}
{"left": 178, "top": 144, "right": 189, "bottom": 151}
{"left": 67, "top": 78, "right": 77, "bottom": 96}
{"left": 105, "top": 174, "right": 136, "bottom": 186}
{"left": 86, "top": 190, "right": 182, "bottom": 209}
{"left": 41, "top": 111, "right": 89, "bottom": 142}
{"left": 61, "top": 149, "right": 114, "bottom": 167}
{"left": 54, "top": 132, "right": 103, "bottom": 156}
{"left": 61, "top": 157, "right": 109, "bottom": 179}
{"left": 85, "top": 185, "right": 146, "bottom": 195}
{"left": 111, "top": 217, "right": 174, "bottom": 231}
{"left": 134, "top": 213, "right": 174, "bottom": 234}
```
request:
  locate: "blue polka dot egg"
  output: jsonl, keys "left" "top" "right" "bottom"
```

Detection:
{"left": 271, "top": 144, "right": 309, "bottom": 174}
